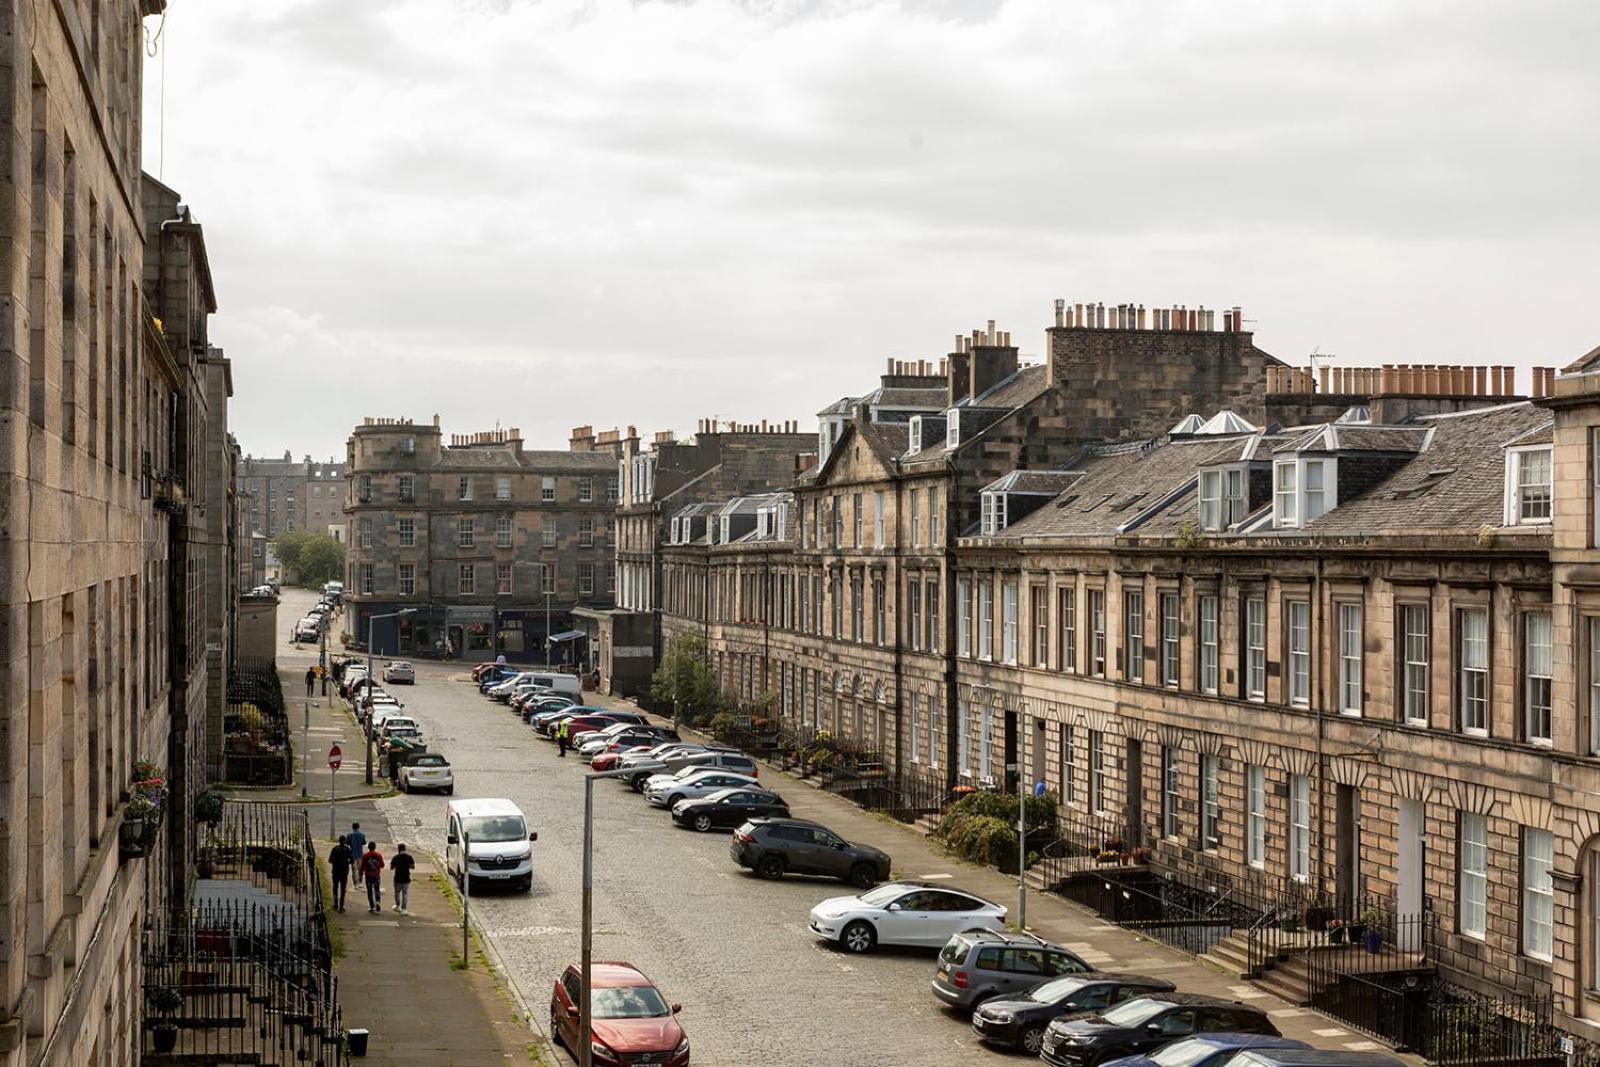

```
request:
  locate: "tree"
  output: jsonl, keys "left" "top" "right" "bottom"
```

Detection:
{"left": 650, "top": 632, "right": 722, "bottom": 724}
{"left": 270, "top": 530, "right": 344, "bottom": 588}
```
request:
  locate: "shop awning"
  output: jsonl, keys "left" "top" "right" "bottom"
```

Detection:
{"left": 546, "top": 630, "right": 587, "bottom": 643}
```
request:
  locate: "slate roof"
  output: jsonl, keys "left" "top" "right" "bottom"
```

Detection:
{"left": 1271, "top": 424, "right": 1429, "bottom": 455}
{"left": 435, "top": 447, "right": 616, "bottom": 472}
{"left": 876, "top": 387, "right": 948, "bottom": 409}
{"left": 984, "top": 470, "right": 1084, "bottom": 496}
{"left": 969, "top": 364, "right": 1049, "bottom": 410}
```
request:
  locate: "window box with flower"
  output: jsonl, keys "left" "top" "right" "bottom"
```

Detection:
{"left": 120, "top": 759, "right": 169, "bottom": 860}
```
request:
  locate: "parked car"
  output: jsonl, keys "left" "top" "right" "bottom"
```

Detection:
{"left": 529, "top": 705, "right": 580, "bottom": 730}
{"left": 548, "top": 962, "right": 689, "bottom": 1066}
{"left": 729, "top": 818, "right": 890, "bottom": 887}
{"left": 378, "top": 716, "right": 421, "bottom": 739}
{"left": 671, "top": 787, "right": 788, "bottom": 832}
{"left": 570, "top": 714, "right": 652, "bottom": 746}
{"left": 1038, "top": 994, "right": 1281, "bottom": 1067}
{"left": 294, "top": 619, "right": 321, "bottom": 642}
{"left": 536, "top": 706, "right": 620, "bottom": 737}
{"left": 582, "top": 729, "right": 676, "bottom": 762}
{"left": 808, "top": 882, "right": 1007, "bottom": 953}
{"left": 398, "top": 752, "right": 454, "bottom": 795}
{"left": 640, "top": 762, "right": 753, "bottom": 798}
{"left": 626, "top": 749, "right": 754, "bottom": 789}
{"left": 646, "top": 769, "right": 760, "bottom": 808}
{"left": 477, "top": 666, "right": 520, "bottom": 692}
{"left": 382, "top": 661, "right": 415, "bottom": 684}
{"left": 1216, "top": 1052, "right": 1404, "bottom": 1067}
{"left": 591, "top": 745, "right": 655, "bottom": 772}
{"left": 931, "top": 928, "right": 1093, "bottom": 1012}
{"left": 445, "top": 798, "right": 537, "bottom": 893}
{"left": 971, "top": 972, "right": 1178, "bottom": 1056}
{"left": 1102, "top": 1033, "right": 1312, "bottom": 1067}
{"left": 572, "top": 722, "right": 641, "bottom": 749}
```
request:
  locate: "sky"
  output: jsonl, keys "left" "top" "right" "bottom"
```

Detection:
{"left": 141, "top": 0, "right": 1600, "bottom": 461}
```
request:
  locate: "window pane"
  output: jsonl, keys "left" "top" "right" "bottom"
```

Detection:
{"left": 1525, "top": 613, "right": 1553, "bottom": 743}
{"left": 1339, "top": 602, "right": 1362, "bottom": 715}
{"left": 1402, "top": 603, "right": 1430, "bottom": 724}
{"left": 1460, "top": 813, "right": 1487, "bottom": 938}
{"left": 1523, "top": 828, "right": 1553, "bottom": 960}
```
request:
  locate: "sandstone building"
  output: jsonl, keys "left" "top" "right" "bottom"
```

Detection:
{"left": 658, "top": 302, "right": 1600, "bottom": 1049}
{"left": 235, "top": 451, "right": 347, "bottom": 540}
{"left": 343, "top": 418, "right": 623, "bottom": 662}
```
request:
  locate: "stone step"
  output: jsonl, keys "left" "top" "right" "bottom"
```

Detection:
{"left": 1252, "top": 962, "right": 1310, "bottom": 1006}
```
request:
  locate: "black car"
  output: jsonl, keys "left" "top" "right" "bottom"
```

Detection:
{"left": 671, "top": 788, "right": 789, "bottom": 832}
{"left": 1039, "top": 993, "right": 1279, "bottom": 1067}
{"left": 729, "top": 818, "right": 891, "bottom": 887}
{"left": 970, "top": 972, "right": 1176, "bottom": 1056}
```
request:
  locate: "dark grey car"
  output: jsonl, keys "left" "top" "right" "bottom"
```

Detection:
{"left": 729, "top": 818, "right": 891, "bottom": 887}
{"left": 932, "top": 927, "right": 1093, "bottom": 1011}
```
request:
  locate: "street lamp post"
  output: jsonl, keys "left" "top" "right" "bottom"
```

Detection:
{"left": 578, "top": 767, "right": 632, "bottom": 1067}
{"left": 363, "top": 607, "right": 416, "bottom": 785}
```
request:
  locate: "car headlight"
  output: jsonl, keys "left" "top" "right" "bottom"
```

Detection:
{"left": 590, "top": 1041, "right": 612, "bottom": 1062}
{"left": 1067, "top": 1032, "right": 1095, "bottom": 1044}
{"left": 985, "top": 1010, "right": 1014, "bottom": 1023}
{"left": 674, "top": 1036, "right": 690, "bottom": 1055}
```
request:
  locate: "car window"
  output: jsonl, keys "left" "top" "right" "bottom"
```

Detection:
{"left": 1047, "top": 950, "right": 1091, "bottom": 975}
{"left": 934, "top": 893, "right": 979, "bottom": 912}
{"left": 1158, "top": 1009, "right": 1197, "bottom": 1036}
{"left": 892, "top": 891, "right": 933, "bottom": 911}
{"left": 812, "top": 830, "right": 843, "bottom": 847}
{"left": 1006, "top": 948, "right": 1046, "bottom": 975}
{"left": 975, "top": 947, "right": 1003, "bottom": 970}
{"left": 561, "top": 970, "right": 580, "bottom": 1000}
{"left": 1071, "top": 985, "right": 1113, "bottom": 1010}
{"left": 1110, "top": 984, "right": 1150, "bottom": 1004}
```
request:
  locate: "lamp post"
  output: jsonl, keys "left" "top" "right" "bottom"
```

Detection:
{"left": 364, "top": 607, "right": 416, "bottom": 785}
{"left": 579, "top": 767, "right": 633, "bottom": 1067}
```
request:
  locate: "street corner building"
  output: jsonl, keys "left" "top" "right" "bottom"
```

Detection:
{"left": 655, "top": 301, "right": 1600, "bottom": 1052}
{"left": 0, "top": 1, "right": 245, "bottom": 1063}
{"left": 342, "top": 417, "right": 627, "bottom": 664}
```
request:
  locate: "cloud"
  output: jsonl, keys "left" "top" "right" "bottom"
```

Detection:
{"left": 148, "top": 0, "right": 1600, "bottom": 459}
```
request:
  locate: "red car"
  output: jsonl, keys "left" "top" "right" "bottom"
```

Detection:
{"left": 543, "top": 713, "right": 617, "bottom": 741}
{"left": 550, "top": 962, "right": 689, "bottom": 1066}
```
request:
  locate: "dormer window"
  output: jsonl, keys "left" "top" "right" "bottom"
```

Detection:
{"left": 1198, "top": 468, "right": 1246, "bottom": 530}
{"left": 1505, "top": 446, "right": 1552, "bottom": 524}
{"left": 908, "top": 416, "right": 923, "bottom": 456}
{"left": 776, "top": 503, "right": 789, "bottom": 540}
{"left": 1274, "top": 457, "right": 1336, "bottom": 528}
{"left": 757, "top": 509, "right": 770, "bottom": 538}
{"left": 980, "top": 491, "right": 1007, "bottom": 535}
{"left": 946, "top": 410, "right": 960, "bottom": 449}
{"left": 719, "top": 516, "right": 731, "bottom": 542}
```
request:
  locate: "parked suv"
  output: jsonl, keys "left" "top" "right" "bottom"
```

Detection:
{"left": 931, "top": 928, "right": 1093, "bottom": 1011}
{"left": 729, "top": 818, "right": 890, "bottom": 887}
{"left": 626, "top": 749, "right": 754, "bottom": 790}
{"left": 1039, "top": 993, "right": 1280, "bottom": 1067}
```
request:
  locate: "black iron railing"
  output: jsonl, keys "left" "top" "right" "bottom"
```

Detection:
{"left": 221, "top": 658, "right": 292, "bottom": 784}
{"left": 1056, "top": 861, "right": 1267, "bottom": 956}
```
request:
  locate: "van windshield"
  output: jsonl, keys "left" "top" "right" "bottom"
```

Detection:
{"left": 463, "top": 815, "right": 526, "bottom": 843}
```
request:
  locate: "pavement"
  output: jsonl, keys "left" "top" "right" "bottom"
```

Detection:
{"left": 269, "top": 588, "right": 539, "bottom": 1065}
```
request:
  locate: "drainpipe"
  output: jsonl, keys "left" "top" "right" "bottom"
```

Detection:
{"left": 942, "top": 456, "right": 960, "bottom": 793}
{"left": 1314, "top": 555, "right": 1328, "bottom": 897}
{"left": 890, "top": 461, "right": 905, "bottom": 781}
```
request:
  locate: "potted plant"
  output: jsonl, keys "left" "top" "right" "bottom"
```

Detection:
{"left": 1327, "top": 919, "right": 1348, "bottom": 945}
{"left": 194, "top": 846, "right": 215, "bottom": 880}
{"left": 1130, "top": 846, "right": 1151, "bottom": 865}
{"left": 1280, "top": 913, "right": 1301, "bottom": 934}
{"left": 194, "top": 789, "right": 226, "bottom": 827}
{"left": 1303, "top": 902, "right": 1334, "bottom": 932}
{"left": 1361, "top": 907, "right": 1384, "bottom": 953}
{"left": 148, "top": 984, "right": 183, "bottom": 1053}
{"left": 120, "top": 795, "right": 159, "bottom": 857}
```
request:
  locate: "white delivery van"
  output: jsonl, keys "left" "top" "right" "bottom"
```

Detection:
{"left": 512, "top": 672, "right": 582, "bottom": 699}
{"left": 445, "top": 798, "right": 537, "bottom": 893}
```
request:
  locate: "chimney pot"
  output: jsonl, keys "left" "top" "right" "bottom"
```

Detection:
{"left": 1320, "top": 366, "right": 1331, "bottom": 393}
{"left": 1054, "top": 299, "right": 1065, "bottom": 328}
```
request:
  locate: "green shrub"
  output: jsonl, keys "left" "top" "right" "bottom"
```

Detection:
{"left": 933, "top": 789, "right": 1057, "bottom": 871}
{"left": 708, "top": 712, "right": 738, "bottom": 741}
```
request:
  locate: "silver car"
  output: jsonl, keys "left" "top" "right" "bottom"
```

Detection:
{"left": 645, "top": 768, "right": 760, "bottom": 808}
{"left": 382, "top": 661, "right": 415, "bottom": 684}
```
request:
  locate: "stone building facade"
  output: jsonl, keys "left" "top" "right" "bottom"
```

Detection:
{"left": 0, "top": 3, "right": 235, "bottom": 1061}
{"left": 583, "top": 420, "right": 816, "bottom": 697}
{"left": 658, "top": 302, "right": 1600, "bottom": 1039}
{"left": 235, "top": 451, "right": 347, "bottom": 541}
{"left": 343, "top": 418, "right": 622, "bottom": 663}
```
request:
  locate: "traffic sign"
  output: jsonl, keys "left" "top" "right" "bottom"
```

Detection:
{"left": 328, "top": 744, "right": 342, "bottom": 771}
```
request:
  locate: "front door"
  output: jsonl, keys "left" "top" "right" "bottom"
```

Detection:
{"left": 1397, "top": 798, "right": 1425, "bottom": 948}
{"left": 1125, "top": 739, "right": 1144, "bottom": 844}
{"left": 1031, "top": 718, "right": 1046, "bottom": 792}
{"left": 1003, "top": 708, "right": 1019, "bottom": 794}
{"left": 1336, "top": 784, "right": 1361, "bottom": 904}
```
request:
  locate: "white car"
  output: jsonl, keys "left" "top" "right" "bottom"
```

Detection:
{"left": 808, "top": 882, "right": 1007, "bottom": 954}
{"left": 382, "top": 661, "right": 415, "bottom": 684}
{"left": 398, "top": 752, "right": 453, "bottom": 795}
{"left": 645, "top": 768, "right": 760, "bottom": 808}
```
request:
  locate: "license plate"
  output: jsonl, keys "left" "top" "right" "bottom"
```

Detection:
{"left": 936, "top": 968, "right": 948, "bottom": 982}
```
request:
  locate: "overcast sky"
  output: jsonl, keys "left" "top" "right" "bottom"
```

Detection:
{"left": 143, "top": 0, "right": 1600, "bottom": 461}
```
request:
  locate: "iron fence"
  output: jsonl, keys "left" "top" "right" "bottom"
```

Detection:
{"left": 222, "top": 658, "right": 292, "bottom": 785}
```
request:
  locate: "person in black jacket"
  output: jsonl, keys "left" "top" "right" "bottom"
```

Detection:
{"left": 391, "top": 843, "right": 416, "bottom": 915}
{"left": 305, "top": 666, "right": 317, "bottom": 698}
{"left": 327, "top": 836, "right": 352, "bottom": 912}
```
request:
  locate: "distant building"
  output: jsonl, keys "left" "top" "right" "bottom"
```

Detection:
{"left": 343, "top": 417, "right": 624, "bottom": 663}
{"left": 235, "top": 451, "right": 348, "bottom": 538}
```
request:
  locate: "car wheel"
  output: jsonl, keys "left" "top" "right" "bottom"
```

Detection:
{"left": 848, "top": 863, "right": 878, "bottom": 889}
{"left": 757, "top": 855, "right": 785, "bottom": 880}
{"left": 445, "top": 785, "right": 454, "bottom": 795}
{"left": 1019, "top": 1024, "right": 1046, "bottom": 1056}
{"left": 692, "top": 813, "right": 714, "bottom": 833}
{"left": 399, "top": 778, "right": 409, "bottom": 794}
{"left": 549, "top": 1010, "right": 565, "bottom": 1048}
{"left": 841, "top": 920, "right": 876, "bottom": 954}
{"left": 666, "top": 794, "right": 684, "bottom": 809}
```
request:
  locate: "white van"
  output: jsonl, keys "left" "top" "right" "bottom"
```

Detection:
{"left": 512, "top": 672, "right": 582, "bottom": 699}
{"left": 445, "top": 798, "right": 537, "bottom": 893}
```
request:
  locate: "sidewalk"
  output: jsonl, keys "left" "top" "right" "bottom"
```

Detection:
{"left": 590, "top": 694, "right": 1420, "bottom": 1063}
{"left": 320, "top": 798, "right": 536, "bottom": 1065}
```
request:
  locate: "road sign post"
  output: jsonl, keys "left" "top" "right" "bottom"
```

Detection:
{"left": 328, "top": 744, "right": 342, "bottom": 840}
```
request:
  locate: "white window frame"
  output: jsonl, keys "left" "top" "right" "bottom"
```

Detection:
{"left": 1459, "top": 607, "right": 1489, "bottom": 736}
{"left": 1199, "top": 595, "right": 1219, "bottom": 694}
{"left": 852, "top": 493, "right": 863, "bottom": 548}
{"left": 910, "top": 691, "right": 921, "bottom": 763}
{"left": 1160, "top": 592, "right": 1180, "bottom": 687}
{"left": 874, "top": 576, "right": 886, "bottom": 646}
{"left": 1338, "top": 602, "right": 1363, "bottom": 716}
{"left": 927, "top": 693, "right": 939, "bottom": 769}
{"left": 946, "top": 410, "right": 960, "bottom": 449}
{"left": 1200, "top": 467, "right": 1247, "bottom": 531}
{"left": 979, "top": 581, "right": 994, "bottom": 661}
{"left": 874, "top": 492, "right": 884, "bottom": 547}
{"left": 981, "top": 492, "right": 1008, "bottom": 536}
{"left": 578, "top": 563, "right": 594, "bottom": 596}
{"left": 458, "top": 563, "right": 475, "bottom": 596}
{"left": 1590, "top": 619, "right": 1600, "bottom": 756}
{"left": 1161, "top": 746, "right": 1180, "bottom": 839}
{"left": 1001, "top": 581, "right": 1019, "bottom": 665}
{"left": 457, "top": 517, "right": 475, "bottom": 548}
{"left": 1247, "top": 765, "right": 1266, "bottom": 868}
{"left": 360, "top": 563, "right": 374, "bottom": 595}
{"left": 458, "top": 476, "right": 473, "bottom": 502}
{"left": 496, "top": 514, "right": 513, "bottom": 548}
{"left": 1505, "top": 445, "right": 1553, "bottom": 525}
{"left": 398, "top": 563, "right": 415, "bottom": 596}
{"left": 1524, "top": 827, "right": 1553, "bottom": 960}
{"left": 358, "top": 517, "right": 372, "bottom": 549}
{"left": 495, "top": 476, "right": 511, "bottom": 502}
{"left": 579, "top": 477, "right": 593, "bottom": 503}
{"left": 542, "top": 475, "right": 556, "bottom": 502}
{"left": 1032, "top": 586, "right": 1049, "bottom": 666}
{"left": 1124, "top": 589, "right": 1144, "bottom": 682}
{"left": 907, "top": 416, "right": 923, "bottom": 456}
{"left": 957, "top": 699, "right": 971, "bottom": 776}
{"left": 1201, "top": 755, "right": 1219, "bottom": 851}
{"left": 1290, "top": 774, "right": 1311, "bottom": 882}
{"left": 540, "top": 564, "right": 555, "bottom": 595}
{"left": 397, "top": 473, "right": 414, "bottom": 502}
{"left": 1459, "top": 812, "right": 1487, "bottom": 939}
{"left": 1525, "top": 611, "right": 1553, "bottom": 745}
{"left": 1059, "top": 587, "right": 1077, "bottom": 673}
{"left": 979, "top": 702, "right": 993, "bottom": 782}
{"left": 496, "top": 562, "right": 512, "bottom": 596}
{"left": 1402, "top": 602, "right": 1430, "bottom": 725}
{"left": 1090, "top": 589, "right": 1106, "bottom": 676}
{"left": 1061, "top": 725, "right": 1077, "bottom": 807}
{"left": 908, "top": 581, "right": 922, "bottom": 652}
{"left": 1287, "top": 600, "right": 1311, "bottom": 706}
{"left": 1273, "top": 456, "right": 1338, "bottom": 528}
{"left": 1245, "top": 596, "right": 1266, "bottom": 699}
{"left": 910, "top": 489, "right": 920, "bottom": 547}
{"left": 1089, "top": 731, "right": 1106, "bottom": 813}
{"left": 579, "top": 516, "right": 595, "bottom": 548}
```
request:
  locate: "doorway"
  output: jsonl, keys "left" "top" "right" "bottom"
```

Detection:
{"left": 1003, "top": 708, "right": 1019, "bottom": 793}
{"left": 1335, "top": 784, "right": 1362, "bottom": 904}
{"left": 1397, "top": 798, "right": 1425, "bottom": 948}
{"left": 1125, "top": 739, "right": 1144, "bottom": 844}
{"left": 1031, "top": 719, "right": 1046, "bottom": 793}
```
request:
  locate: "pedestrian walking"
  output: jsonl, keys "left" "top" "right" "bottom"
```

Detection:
{"left": 391, "top": 843, "right": 416, "bottom": 915}
{"left": 557, "top": 718, "right": 569, "bottom": 758}
{"left": 327, "top": 836, "right": 352, "bottom": 912}
{"left": 358, "top": 842, "right": 385, "bottom": 913}
{"left": 305, "top": 666, "right": 316, "bottom": 698}
{"left": 346, "top": 823, "right": 367, "bottom": 889}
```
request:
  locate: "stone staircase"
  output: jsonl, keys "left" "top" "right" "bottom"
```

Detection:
{"left": 1199, "top": 930, "right": 1312, "bottom": 1006}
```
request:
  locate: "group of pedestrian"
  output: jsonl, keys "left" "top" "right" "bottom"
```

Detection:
{"left": 327, "top": 821, "right": 416, "bottom": 915}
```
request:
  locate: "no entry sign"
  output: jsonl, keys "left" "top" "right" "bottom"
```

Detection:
{"left": 328, "top": 744, "right": 342, "bottom": 771}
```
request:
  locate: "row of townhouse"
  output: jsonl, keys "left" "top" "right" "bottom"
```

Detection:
{"left": 656, "top": 303, "right": 1600, "bottom": 1040}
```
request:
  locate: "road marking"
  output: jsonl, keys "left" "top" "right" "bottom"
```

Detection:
{"left": 1269, "top": 1008, "right": 1309, "bottom": 1017}
{"left": 358, "top": 921, "right": 401, "bottom": 927}
{"left": 917, "top": 872, "right": 953, "bottom": 880}
{"left": 1343, "top": 1041, "right": 1382, "bottom": 1051}
{"left": 1313, "top": 1028, "right": 1349, "bottom": 1037}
